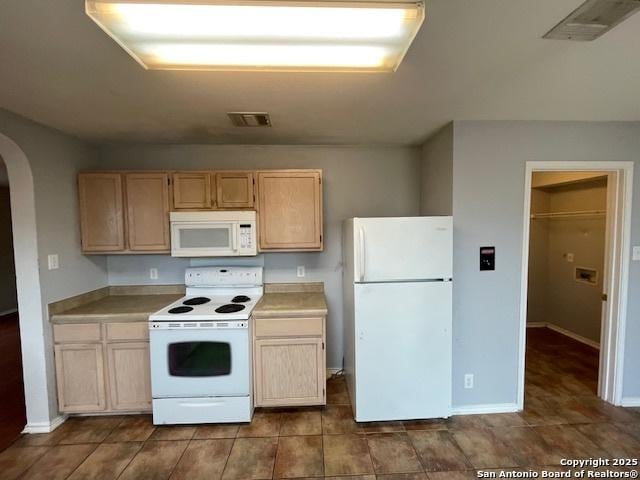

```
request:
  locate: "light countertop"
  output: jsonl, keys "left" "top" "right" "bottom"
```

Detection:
{"left": 49, "top": 283, "right": 327, "bottom": 323}
{"left": 252, "top": 283, "right": 328, "bottom": 318}
{"left": 50, "top": 295, "right": 182, "bottom": 324}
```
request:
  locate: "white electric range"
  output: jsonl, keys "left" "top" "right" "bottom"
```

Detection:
{"left": 149, "top": 266, "right": 263, "bottom": 425}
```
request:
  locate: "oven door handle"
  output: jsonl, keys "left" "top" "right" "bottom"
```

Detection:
{"left": 179, "top": 401, "right": 226, "bottom": 408}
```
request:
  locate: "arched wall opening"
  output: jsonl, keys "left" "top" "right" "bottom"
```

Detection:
{"left": 0, "top": 133, "right": 56, "bottom": 430}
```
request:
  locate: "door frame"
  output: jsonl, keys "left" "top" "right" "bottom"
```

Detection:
{"left": 517, "top": 161, "right": 634, "bottom": 408}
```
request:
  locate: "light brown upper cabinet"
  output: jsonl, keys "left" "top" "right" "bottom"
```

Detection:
{"left": 172, "top": 172, "right": 212, "bottom": 209}
{"left": 216, "top": 171, "right": 255, "bottom": 209}
{"left": 257, "top": 170, "right": 323, "bottom": 251}
{"left": 125, "top": 173, "right": 171, "bottom": 251}
{"left": 79, "top": 169, "right": 323, "bottom": 254}
{"left": 78, "top": 173, "right": 125, "bottom": 252}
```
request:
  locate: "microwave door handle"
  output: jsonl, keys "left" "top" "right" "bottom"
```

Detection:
{"left": 359, "top": 227, "right": 366, "bottom": 282}
{"left": 232, "top": 226, "right": 238, "bottom": 251}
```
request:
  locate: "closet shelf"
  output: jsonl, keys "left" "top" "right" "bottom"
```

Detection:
{"left": 530, "top": 209, "right": 606, "bottom": 220}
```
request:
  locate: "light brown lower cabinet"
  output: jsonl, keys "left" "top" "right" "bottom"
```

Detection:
{"left": 253, "top": 317, "right": 326, "bottom": 407}
{"left": 53, "top": 322, "right": 151, "bottom": 414}
{"left": 106, "top": 342, "right": 152, "bottom": 411}
{"left": 54, "top": 343, "right": 106, "bottom": 413}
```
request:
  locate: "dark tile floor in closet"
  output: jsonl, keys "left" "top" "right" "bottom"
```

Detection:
{"left": 1, "top": 327, "right": 639, "bottom": 479}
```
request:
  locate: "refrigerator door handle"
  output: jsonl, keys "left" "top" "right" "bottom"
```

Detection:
{"left": 358, "top": 227, "right": 366, "bottom": 282}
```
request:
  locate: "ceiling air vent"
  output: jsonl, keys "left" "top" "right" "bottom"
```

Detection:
{"left": 544, "top": 0, "right": 640, "bottom": 40}
{"left": 227, "top": 112, "right": 272, "bottom": 127}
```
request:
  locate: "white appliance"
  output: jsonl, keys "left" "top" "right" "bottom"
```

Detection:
{"left": 342, "top": 216, "right": 452, "bottom": 422}
{"left": 170, "top": 211, "right": 257, "bottom": 257}
{"left": 149, "top": 266, "right": 263, "bottom": 425}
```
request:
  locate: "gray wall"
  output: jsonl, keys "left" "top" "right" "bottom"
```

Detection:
{"left": 0, "top": 108, "right": 108, "bottom": 423}
{"left": 420, "top": 124, "right": 453, "bottom": 215}
{"left": 0, "top": 110, "right": 108, "bottom": 305}
{"left": 452, "top": 121, "right": 640, "bottom": 406}
{"left": 528, "top": 180, "right": 607, "bottom": 343}
{"left": 547, "top": 182, "right": 607, "bottom": 343}
{"left": 527, "top": 189, "right": 549, "bottom": 326}
{"left": 0, "top": 185, "right": 17, "bottom": 313}
{"left": 100, "top": 145, "right": 422, "bottom": 369}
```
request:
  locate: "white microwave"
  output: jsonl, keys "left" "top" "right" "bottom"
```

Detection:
{"left": 170, "top": 211, "right": 257, "bottom": 257}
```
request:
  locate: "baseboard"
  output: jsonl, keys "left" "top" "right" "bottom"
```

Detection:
{"left": 545, "top": 323, "right": 600, "bottom": 349}
{"left": 526, "top": 322, "right": 547, "bottom": 328}
{"left": 620, "top": 397, "right": 640, "bottom": 407}
{"left": 22, "top": 414, "right": 68, "bottom": 434}
{"left": 327, "top": 368, "right": 341, "bottom": 377}
{"left": 451, "top": 403, "right": 520, "bottom": 415}
{"left": 526, "top": 322, "right": 600, "bottom": 349}
{"left": 0, "top": 308, "right": 18, "bottom": 317}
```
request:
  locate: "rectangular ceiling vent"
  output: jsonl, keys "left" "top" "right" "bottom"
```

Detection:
{"left": 227, "top": 112, "right": 272, "bottom": 127}
{"left": 544, "top": 0, "right": 640, "bottom": 41}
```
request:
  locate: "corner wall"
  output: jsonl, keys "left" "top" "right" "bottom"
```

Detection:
{"left": 420, "top": 124, "right": 453, "bottom": 215}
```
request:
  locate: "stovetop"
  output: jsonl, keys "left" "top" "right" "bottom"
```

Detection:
{"left": 149, "top": 294, "right": 262, "bottom": 321}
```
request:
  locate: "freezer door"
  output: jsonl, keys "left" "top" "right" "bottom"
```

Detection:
{"left": 353, "top": 281, "right": 452, "bottom": 421}
{"left": 354, "top": 217, "right": 452, "bottom": 282}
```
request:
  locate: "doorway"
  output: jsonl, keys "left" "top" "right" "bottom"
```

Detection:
{"left": 526, "top": 171, "right": 608, "bottom": 404}
{"left": 0, "top": 155, "right": 26, "bottom": 449}
{"left": 518, "top": 162, "right": 634, "bottom": 408}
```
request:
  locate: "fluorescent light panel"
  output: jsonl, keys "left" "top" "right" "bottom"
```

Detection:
{"left": 85, "top": 0, "right": 425, "bottom": 72}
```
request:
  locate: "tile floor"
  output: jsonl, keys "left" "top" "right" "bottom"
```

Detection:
{"left": 2, "top": 327, "right": 639, "bottom": 479}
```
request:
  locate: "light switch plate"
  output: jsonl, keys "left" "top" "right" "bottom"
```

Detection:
{"left": 566, "top": 253, "right": 574, "bottom": 263}
{"left": 47, "top": 254, "right": 59, "bottom": 270}
{"left": 633, "top": 246, "right": 640, "bottom": 261}
{"left": 149, "top": 268, "right": 159, "bottom": 280}
{"left": 297, "top": 266, "right": 305, "bottom": 278}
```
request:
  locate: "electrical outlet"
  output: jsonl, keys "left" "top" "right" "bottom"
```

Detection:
{"left": 464, "top": 374, "right": 474, "bottom": 389}
{"left": 297, "top": 266, "right": 305, "bottom": 278}
{"left": 633, "top": 246, "right": 640, "bottom": 261}
{"left": 47, "top": 254, "right": 59, "bottom": 270}
{"left": 566, "top": 253, "right": 574, "bottom": 263}
{"left": 149, "top": 268, "right": 158, "bottom": 280}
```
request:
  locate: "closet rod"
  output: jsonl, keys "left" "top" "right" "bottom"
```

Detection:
{"left": 530, "top": 210, "right": 606, "bottom": 220}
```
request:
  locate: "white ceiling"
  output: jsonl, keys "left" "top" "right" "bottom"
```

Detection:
{"left": 1, "top": 0, "right": 639, "bottom": 145}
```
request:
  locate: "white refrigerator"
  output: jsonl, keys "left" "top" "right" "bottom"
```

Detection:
{"left": 342, "top": 216, "right": 452, "bottom": 422}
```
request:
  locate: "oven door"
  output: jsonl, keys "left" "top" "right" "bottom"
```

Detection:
{"left": 150, "top": 327, "right": 249, "bottom": 398}
{"left": 171, "top": 221, "right": 238, "bottom": 257}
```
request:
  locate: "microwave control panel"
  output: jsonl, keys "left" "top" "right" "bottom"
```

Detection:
{"left": 239, "top": 224, "right": 254, "bottom": 249}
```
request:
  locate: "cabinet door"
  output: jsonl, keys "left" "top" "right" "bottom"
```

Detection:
{"left": 254, "top": 337, "right": 325, "bottom": 407}
{"left": 55, "top": 344, "right": 106, "bottom": 413}
{"left": 125, "top": 173, "right": 170, "bottom": 251}
{"left": 216, "top": 171, "right": 254, "bottom": 208}
{"left": 106, "top": 342, "right": 152, "bottom": 411}
{"left": 78, "top": 173, "right": 125, "bottom": 252}
{"left": 257, "top": 170, "right": 323, "bottom": 251}
{"left": 172, "top": 172, "right": 212, "bottom": 209}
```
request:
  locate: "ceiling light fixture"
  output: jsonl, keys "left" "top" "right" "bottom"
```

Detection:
{"left": 85, "top": 0, "right": 425, "bottom": 72}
